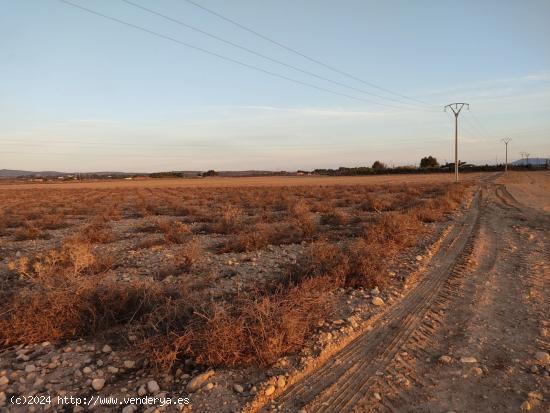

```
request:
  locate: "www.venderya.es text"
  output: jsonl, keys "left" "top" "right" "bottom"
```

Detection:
{"left": 10, "top": 395, "right": 190, "bottom": 408}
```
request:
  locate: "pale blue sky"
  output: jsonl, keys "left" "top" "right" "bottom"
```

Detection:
{"left": 1, "top": 0, "right": 549, "bottom": 172}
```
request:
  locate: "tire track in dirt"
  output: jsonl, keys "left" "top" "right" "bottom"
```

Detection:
{"left": 363, "top": 188, "right": 501, "bottom": 412}
{"left": 495, "top": 185, "right": 522, "bottom": 212}
{"left": 259, "top": 191, "right": 483, "bottom": 413}
{"left": 353, "top": 199, "right": 497, "bottom": 412}
{"left": 368, "top": 178, "right": 550, "bottom": 412}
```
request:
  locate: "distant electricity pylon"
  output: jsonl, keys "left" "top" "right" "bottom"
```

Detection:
{"left": 501, "top": 138, "right": 512, "bottom": 172}
{"left": 444, "top": 103, "right": 469, "bottom": 182}
{"left": 525, "top": 152, "right": 530, "bottom": 167}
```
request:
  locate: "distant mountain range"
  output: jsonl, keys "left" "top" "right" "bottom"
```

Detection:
{"left": 511, "top": 157, "right": 549, "bottom": 166}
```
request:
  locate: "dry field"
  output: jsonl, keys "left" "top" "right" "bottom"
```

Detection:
{"left": 0, "top": 174, "right": 470, "bottom": 411}
{"left": 0, "top": 171, "right": 547, "bottom": 413}
{"left": 1, "top": 171, "right": 487, "bottom": 190}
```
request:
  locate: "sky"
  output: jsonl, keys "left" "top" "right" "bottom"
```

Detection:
{"left": 1, "top": 0, "right": 549, "bottom": 172}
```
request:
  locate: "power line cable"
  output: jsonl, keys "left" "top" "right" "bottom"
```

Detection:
{"left": 468, "top": 110, "right": 495, "bottom": 138}
{"left": 121, "top": 0, "right": 431, "bottom": 110}
{"left": 445, "top": 107, "right": 489, "bottom": 141}
{"left": 182, "top": 0, "right": 434, "bottom": 107}
{"left": 459, "top": 123, "right": 478, "bottom": 138}
{"left": 445, "top": 110, "right": 476, "bottom": 138}
{"left": 463, "top": 111, "right": 498, "bottom": 144}
{"left": 57, "top": 0, "right": 417, "bottom": 110}
{"left": 463, "top": 116, "right": 489, "bottom": 139}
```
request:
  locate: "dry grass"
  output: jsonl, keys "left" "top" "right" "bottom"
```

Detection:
{"left": 288, "top": 199, "right": 316, "bottom": 236}
{"left": 75, "top": 217, "right": 116, "bottom": 244}
{"left": 211, "top": 205, "right": 245, "bottom": 234}
{"left": 155, "top": 239, "right": 202, "bottom": 279}
{"left": 141, "top": 275, "right": 335, "bottom": 368}
{"left": 13, "top": 221, "right": 44, "bottom": 241}
{"left": 0, "top": 179, "right": 471, "bottom": 369}
{"left": 320, "top": 209, "right": 349, "bottom": 226}
{"left": 135, "top": 236, "right": 166, "bottom": 250}
{"left": 36, "top": 212, "right": 66, "bottom": 230}
{"left": 220, "top": 223, "right": 273, "bottom": 253}
{"left": 156, "top": 219, "right": 192, "bottom": 244}
{"left": 1, "top": 240, "right": 120, "bottom": 343}
{"left": 288, "top": 240, "right": 348, "bottom": 286}
{"left": 0, "top": 278, "right": 160, "bottom": 344}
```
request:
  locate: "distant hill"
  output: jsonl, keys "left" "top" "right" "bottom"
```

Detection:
{"left": 0, "top": 169, "right": 287, "bottom": 179}
{"left": 217, "top": 170, "right": 287, "bottom": 177}
{"left": 511, "top": 157, "right": 549, "bottom": 166}
{"left": 0, "top": 169, "right": 69, "bottom": 177}
{"left": 0, "top": 169, "right": 138, "bottom": 178}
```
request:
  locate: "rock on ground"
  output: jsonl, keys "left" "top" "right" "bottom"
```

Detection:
{"left": 186, "top": 371, "right": 215, "bottom": 393}
{"left": 91, "top": 378, "right": 105, "bottom": 391}
{"left": 372, "top": 297, "right": 385, "bottom": 306}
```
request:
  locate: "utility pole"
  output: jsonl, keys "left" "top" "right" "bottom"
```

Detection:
{"left": 444, "top": 103, "right": 469, "bottom": 182}
{"left": 525, "top": 152, "right": 530, "bottom": 167}
{"left": 501, "top": 138, "right": 511, "bottom": 172}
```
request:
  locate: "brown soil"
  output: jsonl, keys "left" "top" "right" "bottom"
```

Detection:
{"left": 497, "top": 171, "right": 550, "bottom": 212}
{"left": 256, "top": 171, "right": 550, "bottom": 412}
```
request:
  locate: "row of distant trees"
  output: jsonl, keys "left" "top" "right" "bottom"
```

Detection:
{"left": 149, "top": 155, "right": 540, "bottom": 180}
{"left": 149, "top": 170, "right": 220, "bottom": 178}
{"left": 148, "top": 158, "right": 441, "bottom": 179}
{"left": 313, "top": 156, "right": 441, "bottom": 176}
{"left": 372, "top": 156, "right": 439, "bottom": 170}
{"left": 313, "top": 155, "right": 539, "bottom": 176}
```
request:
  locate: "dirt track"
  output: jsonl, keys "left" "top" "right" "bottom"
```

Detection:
{"left": 258, "top": 171, "right": 550, "bottom": 412}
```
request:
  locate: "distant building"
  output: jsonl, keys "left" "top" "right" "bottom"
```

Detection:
{"left": 441, "top": 161, "right": 468, "bottom": 170}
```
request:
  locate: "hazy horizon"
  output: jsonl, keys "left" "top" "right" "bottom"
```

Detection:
{"left": 3, "top": 153, "right": 549, "bottom": 176}
{"left": 2, "top": 0, "right": 549, "bottom": 172}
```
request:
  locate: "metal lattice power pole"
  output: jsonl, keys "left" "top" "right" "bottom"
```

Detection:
{"left": 501, "top": 138, "right": 512, "bottom": 172}
{"left": 444, "top": 103, "right": 469, "bottom": 182}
